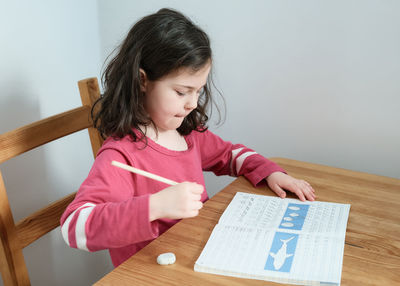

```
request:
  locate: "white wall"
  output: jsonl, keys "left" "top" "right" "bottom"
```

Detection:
{"left": 1, "top": 0, "right": 399, "bottom": 285}
{"left": 98, "top": 0, "right": 400, "bottom": 194}
{"left": 0, "top": 1, "right": 113, "bottom": 285}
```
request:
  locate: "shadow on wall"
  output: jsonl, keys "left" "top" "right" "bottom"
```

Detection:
{"left": 0, "top": 79, "right": 113, "bottom": 286}
{"left": 0, "top": 79, "right": 58, "bottom": 284}
{"left": 0, "top": 79, "right": 48, "bottom": 220}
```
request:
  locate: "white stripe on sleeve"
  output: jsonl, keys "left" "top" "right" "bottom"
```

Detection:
{"left": 235, "top": 151, "right": 257, "bottom": 174}
{"left": 61, "top": 202, "right": 95, "bottom": 247}
{"left": 230, "top": 147, "right": 244, "bottom": 175}
{"left": 75, "top": 205, "right": 96, "bottom": 251}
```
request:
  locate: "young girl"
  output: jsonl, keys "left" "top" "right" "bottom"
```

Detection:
{"left": 61, "top": 8, "right": 315, "bottom": 267}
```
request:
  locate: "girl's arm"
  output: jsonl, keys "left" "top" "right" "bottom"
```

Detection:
{"left": 196, "top": 130, "right": 315, "bottom": 201}
{"left": 197, "top": 130, "right": 284, "bottom": 184}
{"left": 60, "top": 149, "right": 159, "bottom": 252}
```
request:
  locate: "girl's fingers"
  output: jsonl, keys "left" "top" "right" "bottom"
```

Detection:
{"left": 304, "top": 188, "right": 315, "bottom": 201}
{"left": 271, "top": 184, "right": 287, "bottom": 199}
{"left": 289, "top": 181, "right": 315, "bottom": 202}
{"left": 193, "top": 200, "right": 203, "bottom": 210}
{"left": 302, "top": 180, "right": 315, "bottom": 193}
{"left": 294, "top": 187, "right": 306, "bottom": 202}
{"left": 192, "top": 194, "right": 202, "bottom": 201}
{"left": 297, "top": 180, "right": 316, "bottom": 201}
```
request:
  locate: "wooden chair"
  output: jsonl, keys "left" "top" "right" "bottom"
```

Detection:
{"left": 0, "top": 78, "right": 104, "bottom": 286}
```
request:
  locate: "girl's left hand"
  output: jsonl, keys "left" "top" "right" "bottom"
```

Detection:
{"left": 266, "top": 172, "right": 316, "bottom": 202}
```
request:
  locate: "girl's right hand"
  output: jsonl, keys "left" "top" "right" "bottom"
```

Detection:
{"left": 149, "top": 182, "right": 204, "bottom": 221}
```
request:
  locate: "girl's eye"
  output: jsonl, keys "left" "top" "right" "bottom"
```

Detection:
{"left": 176, "top": 90, "right": 185, "bottom": 96}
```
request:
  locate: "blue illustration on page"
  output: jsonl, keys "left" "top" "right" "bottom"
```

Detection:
{"left": 265, "top": 232, "right": 299, "bottom": 272}
{"left": 265, "top": 203, "right": 310, "bottom": 272}
{"left": 279, "top": 203, "right": 309, "bottom": 230}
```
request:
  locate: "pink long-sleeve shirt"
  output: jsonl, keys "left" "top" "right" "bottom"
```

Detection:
{"left": 60, "top": 129, "right": 285, "bottom": 266}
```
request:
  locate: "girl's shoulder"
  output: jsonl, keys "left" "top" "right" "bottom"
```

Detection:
{"left": 98, "top": 133, "right": 146, "bottom": 155}
{"left": 101, "top": 135, "right": 133, "bottom": 147}
{"left": 187, "top": 128, "right": 223, "bottom": 144}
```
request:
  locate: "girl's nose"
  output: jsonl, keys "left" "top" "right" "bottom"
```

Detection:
{"left": 185, "top": 94, "right": 198, "bottom": 111}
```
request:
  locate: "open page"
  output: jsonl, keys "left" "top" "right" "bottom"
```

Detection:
{"left": 195, "top": 192, "right": 351, "bottom": 285}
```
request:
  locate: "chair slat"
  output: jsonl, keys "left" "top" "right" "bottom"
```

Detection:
{"left": 15, "top": 192, "right": 76, "bottom": 249}
{"left": 0, "top": 106, "right": 91, "bottom": 164}
{"left": 78, "top": 78, "right": 104, "bottom": 157}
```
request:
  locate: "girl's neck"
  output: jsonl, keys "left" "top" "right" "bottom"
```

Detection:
{"left": 141, "top": 126, "right": 188, "bottom": 151}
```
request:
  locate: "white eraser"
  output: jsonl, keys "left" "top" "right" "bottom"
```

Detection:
{"left": 157, "top": 252, "right": 176, "bottom": 265}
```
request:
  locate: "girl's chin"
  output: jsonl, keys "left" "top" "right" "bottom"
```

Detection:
{"left": 157, "top": 120, "right": 184, "bottom": 132}
{"left": 172, "top": 117, "right": 185, "bottom": 127}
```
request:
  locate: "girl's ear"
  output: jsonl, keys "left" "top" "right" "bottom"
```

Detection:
{"left": 139, "top": 68, "right": 147, "bottom": 92}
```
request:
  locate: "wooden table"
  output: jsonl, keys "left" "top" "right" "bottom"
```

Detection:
{"left": 94, "top": 158, "right": 400, "bottom": 285}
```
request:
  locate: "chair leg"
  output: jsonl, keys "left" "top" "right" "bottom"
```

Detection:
{"left": 0, "top": 173, "right": 30, "bottom": 286}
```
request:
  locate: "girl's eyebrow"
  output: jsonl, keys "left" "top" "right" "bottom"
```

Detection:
{"left": 176, "top": 85, "right": 194, "bottom": 90}
{"left": 175, "top": 84, "right": 205, "bottom": 91}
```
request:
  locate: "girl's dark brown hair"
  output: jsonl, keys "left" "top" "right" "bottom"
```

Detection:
{"left": 92, "top": 8, "right": 219, "bottom": 141}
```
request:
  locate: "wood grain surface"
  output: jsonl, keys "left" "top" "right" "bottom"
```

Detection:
{"left": 94, "top": 157, "right": 400, "bottom": 286}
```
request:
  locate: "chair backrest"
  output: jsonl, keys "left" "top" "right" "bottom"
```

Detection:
{"left": 0, "top": 78, "right": 104, "bottom": 286}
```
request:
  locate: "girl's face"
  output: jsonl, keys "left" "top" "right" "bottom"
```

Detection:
{"left": 142, "top": 63, "right": 211, "bottom": 133}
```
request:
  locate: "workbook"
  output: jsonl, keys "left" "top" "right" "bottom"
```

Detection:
{"left": 194, "top": 192, "right": 350, "bottom": 285}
